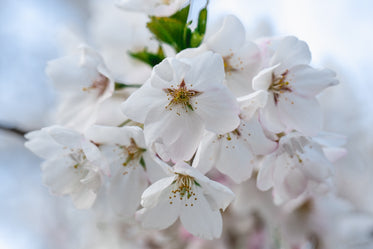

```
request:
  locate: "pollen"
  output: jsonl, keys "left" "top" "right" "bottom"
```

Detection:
{"left": 163, "top": 80, "right": 201, "bottom": 114}
{"left": 121, "top": 138, "right": 146, "bottom": 167}
{"left": 269, "top": 70, "right": 292, "bottom": 105}
{"left": 168, "top": 173, "right": 201, "bottom": 206}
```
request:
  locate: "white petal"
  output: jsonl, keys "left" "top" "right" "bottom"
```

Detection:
{"left": 41, "top": 157, "right": 81, "bottom": 195}
{"left": 239, "top": 118, "right": 277, "bottom": 155}
{"left": 182, "top": 51, "right": 225, "bottom": 91}
{"left": 256, "top": 153, "right": 276, "bottom": 191}
{"left": 289, "top": 65, "right": 338, "bottom": 97}
{"left": 70, "top": 186, "right": 97, "bottom": 209}
{"left": 194, "top": 85, "right": 240, "bottom": 134}
{"left": 139, "top": 188, "right": 180, "bottom": 230}
{"left": 277, "top": 93, "right": 322, "bottom": 135}
{"left": 151, "top": 57, "right": 190, "bottom": 89}
{"left": 259, "top": 95, "right": 286, "bottom": 133}
{"left": 142, "top": 152, "right": 170, "bottom": 183}
{"left": 47, "top": 126, "right": 82, "bottom": 149}
{"left": 81, "top": 138, "right": 101, "bottom": 162}
{"left": 24, "top": 128, "right": 64, "bottom": 159}
{"left": 180, "top": 194, "right": 223, "bottom": 240}
{"left": 238, "top": 90, "right": 269, "bottom": 120}
{"left": 145, "top": 106, "right": 204, "bottom": 162}
{"left": 121, "top": 80, "right": 165, "bottom": 123}
{"left": 283, "top": 168, "right": 307, "bottom": 197}
{"left": 206, "top": 15, "right": 245, "bottom": 55}
{"left": 85, "top": 125, "right": 143, "bottom": 146}
{"left": 323, "top": 147, "right": 347, "bottom": 163}
{"left": 192, "top": 132, "right": 219, "bottom": 175}
{"left": 200, "top": 178, "right": 235, "bottom": 212}
{"left": 141, "top": 176, "right": 176, "bottom": 209}
{"left": 270, "top": 36, "right": 311, "bottom": 71}
{"left": 109, "top": 166, "right": 148, "bottom": 218}
{"left": 215, "top": 136, "right": 255, "bottom": 183}
{"left": 252, "top": 64, "right": 279, "bottom": 91}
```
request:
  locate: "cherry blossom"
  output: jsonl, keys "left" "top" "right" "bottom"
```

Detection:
{"left": 85, "top": 125, "right": 167, "bottom": 218}
{"left": 138, "top": 162, "right": 235, "bottom": 239}
{"left": 46, "top": 46, "right": 114, "bottom": 132}
{"left": 24, "top": 125, "right": 103, "bottom": 209}
{"left": 122, "top": 51, "right": 240, "bottom": 162}
{"left": 257, "top": 132, "right": 334, "bottom": 205}
{"left": 253, "top": 36, "right": 338, "bottom": 135}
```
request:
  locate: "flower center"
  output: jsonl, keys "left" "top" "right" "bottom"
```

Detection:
{"left": 168, "top": 174, "right": 201, "bottom": 206}
{"left": 163, "top": 80, "right": 201, "bottom": 115}
{"left": 69, "top": 149, "right": 87, "bottom": 169}
{"left": 82, "top": 73, "right": 109, "bottom": 97}
{"left": 269, "top": 70, "right": 292, "bottom": 105}
{"left": 121, "top": 138, "right": 146, "bottom": 167}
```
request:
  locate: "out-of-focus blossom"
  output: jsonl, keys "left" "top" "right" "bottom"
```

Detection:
{"left": 253, "top": 36, "right": 338, "bottom": 135}
{"left": 46, "top": 46, "right": 114, "bottom": 132}
{"left": 25, "top": 125, "right": 103, "bottom": 209}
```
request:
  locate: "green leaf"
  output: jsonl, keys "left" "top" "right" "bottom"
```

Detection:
{"left": 115, "top": 82, "right": 142, "bottom": 90}
{"left": 128, "top": 46, "right": 165, "bottom": 67}
{"left": 139, "top": 156, "right": 146, "bottom": 170}
{"left": 170, "top": 4, "right": 190, "bottom": 23}
{"left": 196, "top": 7, "right": 207, "bottom": 35}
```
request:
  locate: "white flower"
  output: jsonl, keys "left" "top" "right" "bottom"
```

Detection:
{"left": 257, "top": 132, "right": 334, "bottom": 205}
{"left": 46, "top": 46, "right": 114, "bottom": 132}
{"left": 85, "top": 125, "right": 167, "bottom": 218}
{"left": 122, "top": 51, "right": 240, "bottom": 162}
{"left": 139, "top": 162, "right": 235, "bottom": 239}
{"left": 194, "top": 91, "right": 277, "bottom": 183}
{"left": 24, "top": 125, "right": 103, "bottom": 209}
{"left": 252, "top": 36, "right": 338, "bottom": 135}
{"left": 116, "top": 0, "right": 187, "bottom": 17}
{"left": 203, "top": 15, "right": 262, "bottom": 97}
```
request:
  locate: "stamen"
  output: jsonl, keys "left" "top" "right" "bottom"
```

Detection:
{"left": 269, "top": 70, "right": 292, "bottom": 105}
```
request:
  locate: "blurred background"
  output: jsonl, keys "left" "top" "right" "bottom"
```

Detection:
{"left": 1, "top": 0, "right": 373, "bottom": 248}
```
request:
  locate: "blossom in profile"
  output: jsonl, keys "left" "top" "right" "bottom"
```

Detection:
{"left": 253, "top": 36, "right": 338, "bottom": 135}
{"left": 122, "top": 51, "right": 240, "bottom": 162}
{"left": 46, "top": 46, "right": 114, "bottom": 132}
{"left": 25, "top": 126, "right": 103, "bottom": 209}
{"left": 139, "top": 162, "right": 235, "bottom": 239}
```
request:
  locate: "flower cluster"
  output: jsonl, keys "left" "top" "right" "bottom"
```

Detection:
{"left": 25, "top": 1, "right": 361, "bottom": 247}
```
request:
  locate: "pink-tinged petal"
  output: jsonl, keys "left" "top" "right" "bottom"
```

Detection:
{"left": 322, "top": 147, "right": 347, "bottom": 163}
{"left": 193, "top": 132, "right": 219, "bottom": 175}
{"left": 121, "top": 80, "right": 166, "bottom": 123}
{"left": 145, "top": 107, "right": 204, "bottom": 162}
{"left": 215, "top": 136, "right": 255, "bottom": 183}
{"left": 139, "top": 188, "right": 180, "bottom": 230}
{"left": 313, "top": 131, "right": 347, "bottom": 147}
{"left": 141, "top": 176, "right": 176, "bottom": 209}
{"left": 182, "top": 51, "right": 225, "bottom": 91}
{"left": 109, "top": 166, "right": 148, "bottom": 218}
{"left": 288, "top": 65, "right": 338, "bottom": 97}
{"left": 252, "top": 64, "right": 279, "bottom": 91}
{"left": 206, "top": 15, "right": 245, "bottom": 56}
{"left": 194, "top": 86, "right": 240, "bottom": 134}
{"left": 180, "top": 193, "right": 223, "bottom": 240}
{"left": 277, "top": 93, "right": 322, "bottom": 135}
{"left": 240, "top": 118, "right": 277, "bottom": 155}
{"left": 259, "top": 95, "right": 286, "bottom": 133}
{"left": 270, "top": 36, "right": 311, "bottom": 71}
